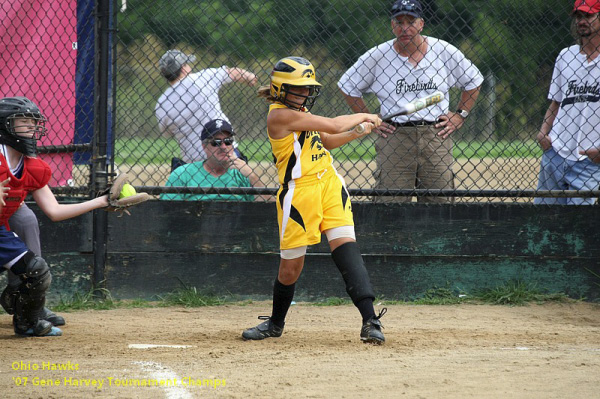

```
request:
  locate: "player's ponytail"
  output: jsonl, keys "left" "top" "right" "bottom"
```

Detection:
{"left": 257, "top": 86, "right": 277, "bottom": 103}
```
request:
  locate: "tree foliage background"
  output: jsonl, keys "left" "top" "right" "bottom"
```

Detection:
{"left": 116, "top": 0, "right": 573, "bottom": 141}
{"left": 110, "top": 0, "right": 581, "bottom": 197}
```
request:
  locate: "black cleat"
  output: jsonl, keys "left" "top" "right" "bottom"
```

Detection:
{"left": 14, "top": 318, "right": 62, "bottom": 337}
{"left": 41, "top": 307, "right": 66, "bottom": 326}
{"left": 242, "top": 316, "right": 284, "bottom": 340}
{"left": 360, "top": 308, "right": 387, "bottom": 345}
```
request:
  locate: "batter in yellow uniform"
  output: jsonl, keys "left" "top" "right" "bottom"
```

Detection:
{"left": 242, "top": 56, "right": 387, "bottom": 344}
{"left": 269, "top": 102, "right": 354, "bottom": 249}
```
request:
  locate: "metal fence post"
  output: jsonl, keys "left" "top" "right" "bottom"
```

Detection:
{"left": 92, "top": 0, "right": 114, "bottom": 294}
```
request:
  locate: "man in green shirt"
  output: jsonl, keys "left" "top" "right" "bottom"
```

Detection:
{"left": 161, "top": 119, "right": 263, "bottom": 201}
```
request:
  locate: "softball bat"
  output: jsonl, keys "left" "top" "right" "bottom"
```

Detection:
{"left": 382, "top": 91, "right": 445, "bottom": 122}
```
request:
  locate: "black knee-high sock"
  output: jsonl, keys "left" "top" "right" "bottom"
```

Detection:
{"left": 355, "top": 298, "right": 376, "bottom": 323}
{"left": 271, "top": 278, "right": 295, "bottom": 328}
{"left": 331, "top": 242, "right": 376, "bottom": 322}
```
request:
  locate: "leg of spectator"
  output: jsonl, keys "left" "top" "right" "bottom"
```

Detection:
{"left": 566, "top": 158, "right": 600, "bottom": 205}
{"left": 374, "top": 127, "right": 418, "bottom": 203}
{"left": 534, "top": 148, "right": 568, "bottom": 205}
{"left": 418, "top": 126, "right": 454, "bottom": 203}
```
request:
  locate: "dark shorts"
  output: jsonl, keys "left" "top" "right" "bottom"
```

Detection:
{"left": 0, "top": 226, "right": 28, "bottom": 270}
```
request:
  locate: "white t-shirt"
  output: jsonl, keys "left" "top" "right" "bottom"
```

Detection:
{"left": 0, "top": 144, "right": 24, "bottom": 177}
{"left": 338, "top": 37, "right": 484, "bottom": 123}
{"left": 155, "top": 67, "right": 232, "bottom": 162}
{"left": 548, "top": 45, "right": 600, "bottom": 161}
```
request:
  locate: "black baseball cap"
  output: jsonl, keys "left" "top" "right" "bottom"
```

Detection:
{"left": 391, "top": 0, "right": 424, "bottom": 19}
{"left": 201, "top": 119, "right": 235, "bottom": 141}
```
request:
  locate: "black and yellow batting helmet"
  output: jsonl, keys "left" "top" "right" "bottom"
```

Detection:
{"left": 270, "top": 56, "right": 322, "bottom": 110}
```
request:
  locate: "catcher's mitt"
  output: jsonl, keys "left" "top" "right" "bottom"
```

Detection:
{"left": 101, "top": 173, "right": 150, "bottom": 213}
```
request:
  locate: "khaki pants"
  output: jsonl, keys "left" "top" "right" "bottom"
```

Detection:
{"left": 374, "top": 125, "right": 454, "bottom": 203}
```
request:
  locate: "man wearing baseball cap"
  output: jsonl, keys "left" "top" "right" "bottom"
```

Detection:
{"left": 534, "top": 0, "right": 600, "bottom": 205}
{"left": 573, "top": 0, "right": 600, "bottom": 14}
{"left": 155, "top": 49, "right": 258, "bottom": 171}
{"left": 161, "top": 119, "right": 268, "bottom": 202}
{"left": 158, "top": 50, "right": 197, "bottom": 81}
{"left": 338, "top": 0, "right": 483, "bottom": 203}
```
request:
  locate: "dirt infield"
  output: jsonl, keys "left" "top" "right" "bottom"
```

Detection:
{"left": 2, "top": 302, "right": 598, "bottom": 398}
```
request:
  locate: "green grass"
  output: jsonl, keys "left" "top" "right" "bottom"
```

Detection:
{"left": 43, "top": 280, "right": 572, "bottom": 312}
{"left": 157, "top": 283, "right": 227, "bottom": 307}
{"left": 50, "top": 282, "right": 226, "bottom": 312}
{"left": 154, "top": 277, "right": 229, "bottom": 307}
{"left": 474, "top": 280, "right": 570, "bottom": 305}
{"left": 378, "top": 281, "right": 570, "bottom": 306}
{"left": 53, "top": 288, "right": 119, "bottom": 312}
{"left": 114, "top": 137, "right": 543, "bottom": 165}
{"left": 412, "top": 286, "right": 467, "bottom": 305}
{"left": 312, "top": 297, "right": 353, "bottom": 306}
{"left": 115, "top": 137, "right": 180, "bottom": 164}
{"left": 52, "top": 287, "right": 157, "bottom": 312}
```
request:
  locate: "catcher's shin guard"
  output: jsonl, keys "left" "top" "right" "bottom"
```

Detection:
{"left": 331, "top": 242, "right": 375, "bottom": 303}
{"left": 10, "top": 252, "right": 52, "bottom": 334}
{"left": 0, "top": 283, "right": 19, "bottom": 314}
{"left": 2, "top": 287, "right": 66, "bottom": 326}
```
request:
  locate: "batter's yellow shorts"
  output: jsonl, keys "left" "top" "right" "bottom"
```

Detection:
{"left": 276, "top": 168, "right": 354, "bottom": 250}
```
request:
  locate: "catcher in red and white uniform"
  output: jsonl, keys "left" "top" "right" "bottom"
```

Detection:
{"left": 0, "top": 97, "right": 112, "bottom": 337}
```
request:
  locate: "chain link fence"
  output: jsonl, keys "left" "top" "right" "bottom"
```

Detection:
{"left": 2, "top": 0, "right": 599, "bottom": 204}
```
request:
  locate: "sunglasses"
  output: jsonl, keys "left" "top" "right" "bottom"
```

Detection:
{"left": 208, "top": 138, "right": 234, "bottom": 147}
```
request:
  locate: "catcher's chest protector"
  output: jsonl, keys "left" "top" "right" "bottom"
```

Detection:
{"left": 0, "top": 153, "right": 52, "bottom": 229}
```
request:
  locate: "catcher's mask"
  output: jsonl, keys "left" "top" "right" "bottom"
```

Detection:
{"left": 270, "top": 56, "right": 322, "bottom": 110}
{"left": 0, "top": 97, "right": 47, "bottom": 157}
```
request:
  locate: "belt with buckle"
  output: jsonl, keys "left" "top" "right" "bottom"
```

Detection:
{"left": 389, "top": 120, "right": 436, "bottom": 128}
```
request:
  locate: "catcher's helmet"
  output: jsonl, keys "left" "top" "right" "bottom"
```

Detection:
{"left": 0, "top": 97, "right": 47, "bottom": 157}
{"left": 270, "top": 56, "right": 321, "bottom": 110}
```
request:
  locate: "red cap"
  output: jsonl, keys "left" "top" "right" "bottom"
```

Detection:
{"left": 573, "top": 0, "right": 600, "bottom": 14}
